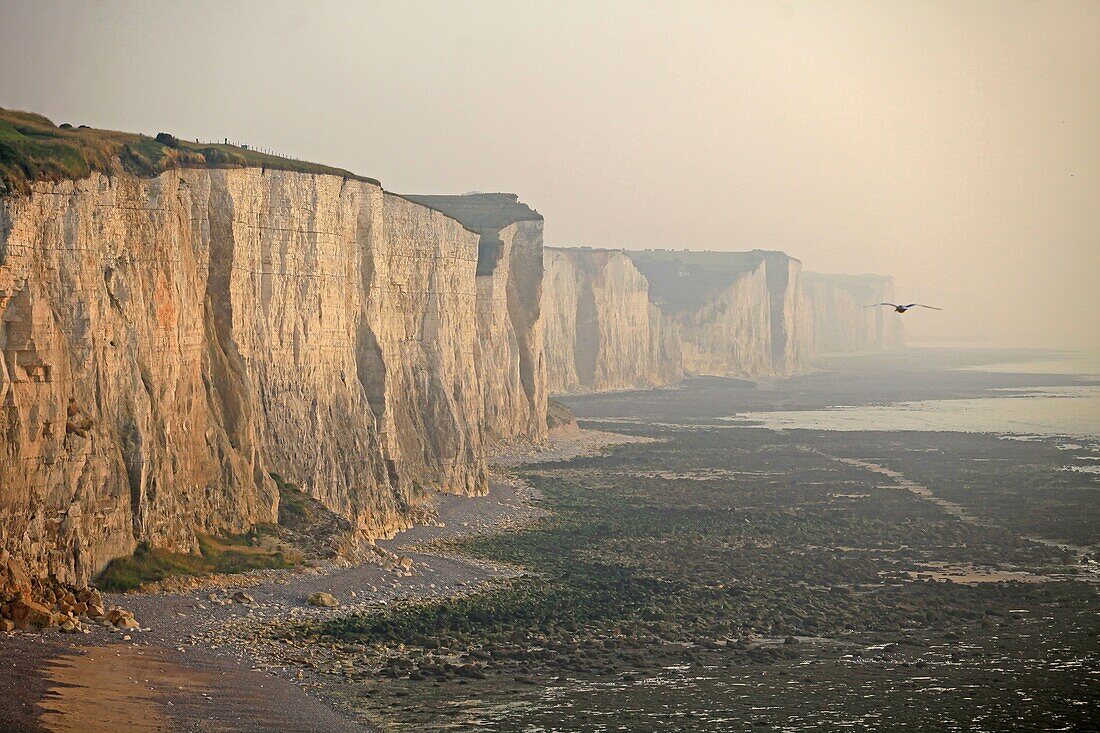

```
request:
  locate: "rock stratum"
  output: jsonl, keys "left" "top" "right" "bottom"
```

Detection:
{"left": 0, "top": 170, "right": 546, "bottom": 586}
{"left": 542, "top": 248, "right": 871, "bottom": 393}
{"left": 0, "top": 109, "right": 900, "bottom": 591}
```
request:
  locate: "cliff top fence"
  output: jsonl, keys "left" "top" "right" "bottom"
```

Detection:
{"left": 0, "top": 108, "right": 378, "bottom": 196}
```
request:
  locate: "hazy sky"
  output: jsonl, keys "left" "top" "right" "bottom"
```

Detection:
{"left": 2, "top": 0, "right": 1097, "bottom": 348}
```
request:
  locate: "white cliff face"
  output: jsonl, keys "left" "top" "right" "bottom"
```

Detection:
{"left": 541, "top": 249, "right": 681, "bottom": 393}
{"left": 772, "top": 254, "right": 812, "bottom": 373}
{"left": 399, "top": 193, "right": 549, "bottom": 443}
{"left": 677, "top": 263, "right": 774, "bottom": 377}
{"left": 541, "top": 249, "right": 581, "bottom": 392}
{"left": 0, "top": 170, "right": 544, "bottom": 584}
{"left": 371, "top": 192, "right": 488, "bottom": 501}
{"left": 653, "top": 252, "right": 810, "bottom": 378}
{"left": 475, "top": 220, "right": 547, "bottom": 441}
{"left": 802, "top": 273, "right": 903, "bottom": 354}
{"left": 542, "top": 248, "right": 809, "bottom": 394}
{"left": 1, "top": 171, "right": 279, "bottom": 585}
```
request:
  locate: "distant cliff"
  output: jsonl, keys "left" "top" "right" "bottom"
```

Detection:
{"left": 541, "top": 248, "right": 810, "bottom": 393}
{"left": 803, "top": 272, "right": 902, "bottom": 354}
{"left": 0, "top": 107, "right": 899, "bottom": 590}
{"left": 542, "top": 248, "right": 681, "bottom": 393}
{"left": 626, "top": 250, "right": 810, "bottom": 379}
{"left": 0, "top": 170, "right": 546, "bottom": 585}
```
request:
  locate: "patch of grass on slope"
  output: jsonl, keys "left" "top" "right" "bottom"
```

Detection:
{"left": 96, "top": 529, "right": 298, "bottom": 592}
{"left": 0, "top": 107, "right": 377, "bottom": 196}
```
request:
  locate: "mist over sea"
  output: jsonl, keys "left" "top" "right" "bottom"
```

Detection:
{"left": 725, "top": 351, "right": 1100, "bottom": 442}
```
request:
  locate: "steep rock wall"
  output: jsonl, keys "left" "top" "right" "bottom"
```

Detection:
{"left": 541, "top": 248, "right": 681, "bottom": 393}
{"left": 626, "top": 249, "right": 809, "bottom": 378}
{"left": 802, "top": 273, "right": 902, "bottom": 353}
{"left": 401, "top": 194, "right": 548, "bottom": 441}
{"left": 0, "top": 171, "right": 278, "bottom": 587}
{"left": 0, "top": 170, "right": 536, "bottom": 584}
{"left": 541, "top": 248, "right": 808, "bottom": 394}
{"left": 370, "top": 193, "right": 490, "bottom": 499}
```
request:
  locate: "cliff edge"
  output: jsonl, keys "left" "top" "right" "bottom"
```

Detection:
{"left": 0, "top": 161, "right": 547, "bottom": 586}
{"left": 542, "top": 247, "right": 810, "bottom": 393}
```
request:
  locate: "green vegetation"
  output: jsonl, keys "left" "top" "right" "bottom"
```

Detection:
{"left": 545, "top": 398, "right": 575, "bottom": 430}
{"left": 279, "top": 407, "right": 1098, "bottom": 730}
{"left": 307, "top": 435, "right": 1078, "bottom": 652}
{"left": 624, "top": 248, "right": 777, "bottom": 313}
{"left": 401, "top": 193, "right": 543, "bottom": 275}
{"left": 272, "top": 472, "right": 311, "bottom": 526}
{"left": 96, "top": 529, "right": 298, "bottom": 592}
{"left": 0, "top": 107, "right": 377, "bottom": 196}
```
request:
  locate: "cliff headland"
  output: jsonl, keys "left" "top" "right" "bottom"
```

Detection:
{"left": 0, "top": 108, "right": 899, "bottom": 612}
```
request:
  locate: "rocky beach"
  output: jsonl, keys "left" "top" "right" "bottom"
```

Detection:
{"left": 273, "top": 349, "right": 1098, "bottom": 732}
{"left": 0, "top": 428, "right": 649, "bottom": 732}
{"left": 2, "top": 350, "right": 1098, "bottom": 731}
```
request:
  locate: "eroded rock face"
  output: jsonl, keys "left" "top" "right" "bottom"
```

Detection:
{"left": 542, "top": 248, "right": 681, "bottom": 393}
{"left": 542, "top": 248, "right": 809, "bottom": 393}
{"left": 401, "top": 194, "right": 548, "bottom": 442}
{"left": 627, "top": 249, "right": 810, "bottom": 378}
{"left": 802, "top": 273, "right": 903, "bottom": 354}
{"left": 0, "top": 172, "right": 543, "bottom": 584}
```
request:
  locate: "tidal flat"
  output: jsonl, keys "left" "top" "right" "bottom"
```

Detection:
{"left": 284, "top": 349, "right": 1099, "bottom": 732}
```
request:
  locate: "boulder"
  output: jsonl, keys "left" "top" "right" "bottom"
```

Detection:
{"left": 307, "top": 592, "right": 339, "bottom": 608}
{"left": 0, "top": 550, "right": 32, "bottom": 600}
{"left": 107, "top": 607, "right": 140, "bottom": 629}
{"left": 116, "top": 616, "right": 141, "bottom": 630}
{"left": 77, "top": 588, "right": 104, "bottom": 608}
{"left": 9, "top": 599, "right": 54, "bottom": 629}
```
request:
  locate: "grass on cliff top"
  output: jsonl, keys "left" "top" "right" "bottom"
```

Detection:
{"left": 0, "top": 107, "right": 377, "bottom": 196}
{"left": 95, "top": 529, "right": 298, "bottom": 592}
{"left": 400, "top": 193, "right": 544, "bottom": 275}
{"left": 623, "top": 249, "right": 777, "bottom": 314}
{"left": 400, "top": 193, "right": 543, "bottom": 232}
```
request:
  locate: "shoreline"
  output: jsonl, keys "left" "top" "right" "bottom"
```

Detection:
{"left": 3, "top": 349, "right": 1097, "bottom": 731}
{"left": 0, "top": 428, "right": 646, "bottom": 733}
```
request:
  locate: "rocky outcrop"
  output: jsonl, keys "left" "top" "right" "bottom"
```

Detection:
{"left": 0, "top": 172, "right": 544, "bottom": 585}
{"left": 542, "top": 248, "right": 809, "bottom": 393}
{"left": 802, "top": 273, "right": 902, "bottom": 354}
{"left": 542, "top": 248, "right": 681, "bottom": 393}
{"left": 401, "top": 194, "right": 548, "bottom": 442}
{"left": 628, "top": 250, "right": 810, "bottom": 378}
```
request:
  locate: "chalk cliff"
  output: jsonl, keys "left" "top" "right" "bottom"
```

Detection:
{"left": 0, "top": 107, "right": 898, "bottom": 589}
{"left": 802, "top": 272, "right": 902, "bottom": 354}
{"left": 627, "top": 250, "right": 810, "bottom": 378}
{"left": 0, "top": 171, "right": 543, "bottom": 585}
{"left": 542, "top": 248, "right": 810, "bottom": 393}
{"left": 401, "top": 194, "right": 548, "bottom": 442}
{"left": 542, "top": 248, "right": 681, "bottom": 393}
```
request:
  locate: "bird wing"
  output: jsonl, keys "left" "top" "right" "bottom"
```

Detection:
{"left": 864, "top": 303, "right": 898, "bottom": 308}
{"left": 904, "top": 304, "right": 942, "bottom": 310}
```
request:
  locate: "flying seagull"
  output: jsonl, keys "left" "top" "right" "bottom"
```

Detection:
{"left": 866, "top": 303, "right": 942, "bottom": 314}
